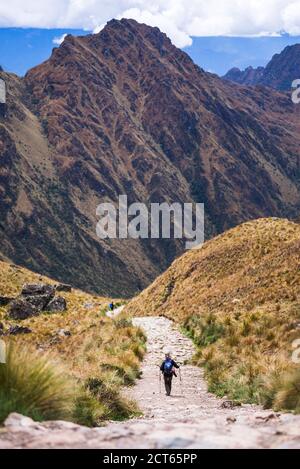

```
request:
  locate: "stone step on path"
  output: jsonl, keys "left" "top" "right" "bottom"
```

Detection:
{"left": 0, "top": 316, "right": 300, "bottom": 449}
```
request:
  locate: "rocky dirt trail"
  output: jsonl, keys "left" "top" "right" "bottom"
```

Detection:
{"left": 0, "top": 316, "right": 299, "bottom": 449}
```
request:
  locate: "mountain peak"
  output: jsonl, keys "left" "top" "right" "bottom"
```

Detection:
{"left": 89, "top": 17, "right": 177, "bottom": 60}
{"left": 224, "top": 43, "right": 300, "bottom": 90}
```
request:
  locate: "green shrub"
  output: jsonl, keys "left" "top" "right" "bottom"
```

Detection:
{"left": 184, "top": 315, "right": 225, "bottom": 347}
{"left": 72, "top": 391, "right": 107, "bottom": 427}
{"left": 114, "top": 318, "right": 133, "bottom": 329}
{"left": 85, "top": 375, "right": 139, "bottom": 420}
{"left": 100, "top": 363, "right": 137, "bottom": 385}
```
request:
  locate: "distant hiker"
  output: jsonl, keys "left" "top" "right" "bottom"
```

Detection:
{"left": 160, "top": 352, "right": 180, "bottom": 396}
{"left": 109, "top": 301, "right": 115, "bottom": 312}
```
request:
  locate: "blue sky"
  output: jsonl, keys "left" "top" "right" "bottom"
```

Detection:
{"left": 185, "top": 35, "right": 300, "bottom": 75}
{"left": 0, "top": 28, "right": 300, "bottom": 77}
{"left": 0, "top": 29, "right": 90, "bottom": 76}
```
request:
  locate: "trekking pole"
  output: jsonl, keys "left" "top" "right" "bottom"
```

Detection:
{"left": 158, "top": 366, "right": 162, "bottom": 394}
{"left": 179, "top": 367, "right": 183, "bottom": 396}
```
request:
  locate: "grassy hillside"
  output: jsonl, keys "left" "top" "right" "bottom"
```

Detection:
{"left": 127, "top": 218, "right": 300, "bottom": 412}
{"left": 0, "top": 261, "right": 146, "bottom": 425}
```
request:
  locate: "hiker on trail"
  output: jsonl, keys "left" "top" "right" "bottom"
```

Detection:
{"left": 160, "top": 352, "right": 180, "bottom": 396}
{"left": 109, "top": 301, "right": 115, "bottom": 312}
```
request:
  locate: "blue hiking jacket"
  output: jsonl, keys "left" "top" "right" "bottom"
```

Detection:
{"left": 160, "top": 359, "right": 179, "bottom": 375}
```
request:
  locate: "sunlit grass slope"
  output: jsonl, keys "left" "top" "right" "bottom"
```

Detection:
{"left": 0, "top": 262, "right": 146, "bottom": 425}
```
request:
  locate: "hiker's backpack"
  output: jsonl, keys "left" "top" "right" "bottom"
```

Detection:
{"left": 163, "top": 359, "right": 173, "bottom": 375}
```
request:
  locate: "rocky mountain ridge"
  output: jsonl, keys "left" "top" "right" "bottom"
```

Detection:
{"left": 224, "top": 44, "right": 300, "bottom": 91}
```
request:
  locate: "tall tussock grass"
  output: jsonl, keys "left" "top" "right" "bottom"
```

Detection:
{"left": 263, "top": 368, "right": 300, "bottom": 413}
{"left": 0, "top": 342, "right": 74, "bottom": 424}
{"left": 184, "top": 304, "right": 300, "bottom": 413}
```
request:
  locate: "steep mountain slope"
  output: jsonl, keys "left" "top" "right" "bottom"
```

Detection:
{"left": 224, "top": 44, "right": 300, "bottom": 91}
{"left": 1, "top": 20, "right": 300, "bottom": 296}
{"left": 127, "top": 218, "right": 300, "bottom": 319}
{"left": 0, "top": 71, "right": 136, "bottom": 296}
{"left": 127, "top": 218, "right": 300, "bottom": 408}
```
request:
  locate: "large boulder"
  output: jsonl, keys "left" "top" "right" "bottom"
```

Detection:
{"left": 6, "top": 284, "right": 67, "bottom": 319}
{"left": 20, "top": 284, "right": 56, "bottom": 312}
{"left": 24, "top": 295, "right": 52, "bottom": 311}
{"left": 8, "top": 299, "right": 39, "bottom": 320}
{"left": 46, "top": 297, "right": 67, "bottom": 313}
{"left": 21, "top": 284, "right": 55, "bottom": 298}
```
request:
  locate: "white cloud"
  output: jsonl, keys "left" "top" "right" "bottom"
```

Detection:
{"left": 1, "top": 1, "right": 300, "bottom": 48}
{"left": 283, "top": 1, "right": 300, "bottom": 35}
{"left": 53, "top": 33, "right": 67, "bottom": 45}
{"left": 116, "top": 7, "right": 192, "bottom": 48}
